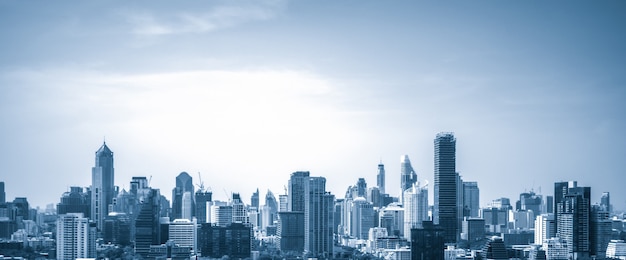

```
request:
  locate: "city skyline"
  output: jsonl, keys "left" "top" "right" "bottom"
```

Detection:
{"left": 1, "top": 1, "right": 625, "bottom": 210}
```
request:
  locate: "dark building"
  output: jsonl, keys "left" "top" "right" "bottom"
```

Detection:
{"left": 410, "top": 221, "right": 445, "bottom": 260}
{"left": 57, "top": 187, "right": 90, "bottom": 218}
{"left": 591, "top": 205, "right": 612, "bottom": 258}
{"left": 481, "top": 236, "right": 508, "bottom": 260}
{"left": 0, "top": 218, "right": 17, "bottom": 240}
{"left": 195, "top": 190, "right": 212, "bottom": 224}
{"left": 12, "top": 197, "right": 30, "bottom": 221}
{"left": 134, "top": 189, "right": 163, "bottom": 258}
{"left": 434, "top": 132, "right": 458, "bottom": 243}
{"left": 600, "top": 192, "right": 611, "bottom": 213}
{"left": 0, "top": 182, "right": 5, "bottom": 203}
{"left": 198, "top": 223, "right": 252, "bottom": 259}
{"left": 251, "top": 188, "right": 259, "bottom": 209}
{"left": 171, "top": 172, "right": 194, "bottom": 220}
{"left": 556, "top": 181, "right": 591, "bottom": 259}
{"left": 377, "top": 162, "right": 385, "bottom": 195}
{"left": 277, "top": 211, "right": 305, "bottom": 253}
{"left": 103, "top": 212, "right": 131, "bottom": 246}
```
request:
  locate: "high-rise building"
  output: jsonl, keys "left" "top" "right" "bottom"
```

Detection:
{"left": 277, "top": 211, "right": 305, "bottom": 253}
{"left": 518, "top": 191, "right": 543, "bottom": 215}
{"left": 103, "top": 212, "right": 131, "bottom": 246}
{"left": 463, "top": 182, "right": 479, "bottom": 218}
{"left": 171, "top": 172, "right": 194, "bottom": 220}
{"left": 534, "top": 213, "right": 555, "bottom": 246}
{"left": 57, "top": 187, "right": 90, "bottom": 218}
{"left": 350, "top": 197, "right": 374, "bottom": 240}
{"left": 91, "top": 142, "right": 115, "bottom": 230}
{"left": 198, "top": 223, "right": 251, "bottom": 259}
{"left": 379, "top": 203, "right": 404, "bottom": 238}
{"left": 591, "top": 205, "right": 612, "bottom": 258}
{"left": 600, "top": 192, "right": 611, "bottom": 213}
{"left": 195, "top": 190, "right": 212, "bottom": 224}
{"left": 134, "top": 189, "right": 163, "bottom": 258}
{"left": 251, "top": 189, "right": 259, "bottom": 209}
{"left": 288, "top": 171, "right": 310, "bottom": 212}
{"left": 169, "top": 218, "right": 198, "bottom": 254}
{"left": 263, "top": 190, "right": 278, "bottom": 228}
{"left": 481, "top": 236, "right": 508, "bottom": 260}
{"left": 211, "top": 204, "right": 233, "bottom": 227}
{"left": 181, "top": 191, "right": 193, "bottom": 220}
{"left": 304, "top": 177, "right": 334, "bottom": 258}
{"left": 481, "top": 207, "right": 509, "bottom": 234}
{"left": 461, "top": 218, "right": 486, "bottom": 243}
{"left": 279, "top": 194, "right": 288, "bottom": 212}
{"left": 400, "top": 155, "right": 417, "bottom": 193}
{"left": 56, "top": 213, "right": 96, "bottom": 259}
{"left": 231, "top": 193, "right": 249, "bottom": 224}
{"left": 403, "top": 182, "right": 429, "bottom": 240}
{"left": 377, "top": 162, "right": 386, "bottom": 195}
{"left": 356, "top": 178, "right": 367, "bottom": 198}
{"left": 410, "top": 220, "right": 445, "bottom": 260}
{"left": 556, "top": 181, "right": 590, "bottom": 259}
{"left": 0, "top": 182, "right": 5, "bottom": 203}
{"left": 434, "top": 132, "right": 458, "bottom": 243}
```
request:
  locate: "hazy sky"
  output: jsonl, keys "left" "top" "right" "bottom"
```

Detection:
{"left": 1, "top": 1, "right": 625, "bottom": 211}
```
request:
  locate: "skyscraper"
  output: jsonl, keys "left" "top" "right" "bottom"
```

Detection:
{"left": 403, "top": 182, "right": 429, "bottom": 240}
{"left": 195, "top": 190, "right": 212, "bottom": 224}
{"left": 556, "top": 181, "right": 591, "bottom": 259}
{"left": 172, "top": 172, "right": 194, "bottom": 220}
{"left": 288, "top": 171, "right": 310, "bottom": 212}
{"left": 251, "top": 188, "right": 260, "bottom": 209}
{"left": 434, "top": 132, "right": 458, "bottom": 243}
{"left": 56, "top": 213, "right": 96, "bottom": 259}
{"left": 600, "top": 192, "right": 611, "bottom": 213}
{"left": 377, "top": 162, "right": 385, "bottom": 195}
{"left": 400, "top": 155, "right": 417, "bottom": 193}
{"left": 0, "top": 181, "right": 5, "bottom": 203}
{"left": 91, "top": 142, "right": 115, "bottom": 230}
{"left": 463, "top": 181, "right": 479, "bottom": 217}
{"left": 356, "top": 178, "right": 367, "bottom": 198}
{"left": 304, "top": 177, "right": 334, "bottom": 258}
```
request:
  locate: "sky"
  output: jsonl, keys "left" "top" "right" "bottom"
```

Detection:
{"left": 1, "top": 1, "right": 625, "bottom": 211}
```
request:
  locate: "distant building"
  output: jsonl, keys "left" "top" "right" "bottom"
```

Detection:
{"left": 211, "top": 204, "right": 233, "bottom": 227}
{"left": 434, "top": 132, "right": 458, "bottom": 243}
{"left": 56, "top": 213, "right": 96, "bottom": 259}
{"left": 172, "top": 172, "right": 194, "bottom": 221}
{"left": 591, "top": 205, "right": 612, "bottom": 258}
{"left": 195, "top": 190, "right": 212, "bottom": 224}
{"left": 534, "top": 213, "right": 555, "bottom": 246}
{"left": 251, "top": 188, "right": 260, "bottom": 209}
{"left": 134, "top": 189, "right": 163, "bottom": 258}
{"left": 351, "top": 197, "right": 374, "bottom": 240}
{"left": 482, "top": 236, "right": 508, "bottom": 260}
{"left": 377, "top": 162, "right": 386, "bottom": 195}
{"left": 103, "top": 212, "right": 131, "bottom": 246}
{"left": 463, "top": 181, "right": 480, "bottom": 218}
{"left": 0, "top": 182, "right": 4, "bottom": 203}
{"left": 288, "top": 171, "right": 310, "bottom": 212}
{"left": 481, "top": 207, "right": 509, "bottom": 234}
{"left": 400, "top": 155, "right": 417, "bottom": 195}
{"left": 379, "top": 203, "right": 404, "bottom": 238}
{"left": 461, "top": 218, "right": 485, "bottom": 243}
{"left": 555, "top": 181, "right": 590, "bottom": 259}
{"left": 57, "top": 187, "right": 90, "bottom": 218}
{"left": 600, "top": 192, "right": 611, "bottom": 213}
{"left": 91, "top": 142, "right": 115, "bottom": 230}
{"left": 543, "top": 238, "right": 569, "bottom": 260}
{"left": 606, "top": 240, "right": 626, "bottom": 259}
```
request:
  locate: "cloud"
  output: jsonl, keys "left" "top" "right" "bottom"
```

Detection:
{"left": 125, "top": 0, "right": 286, "bottom": 36}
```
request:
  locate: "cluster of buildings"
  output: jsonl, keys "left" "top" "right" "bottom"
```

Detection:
{"left": 1, "top": 133, "right": 625, "bottom": 260}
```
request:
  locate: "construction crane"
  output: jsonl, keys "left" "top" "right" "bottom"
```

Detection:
{"left": 196, "top": 172, "right": 205, "bottom": 192}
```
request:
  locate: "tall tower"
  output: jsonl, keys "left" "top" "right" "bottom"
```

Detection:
{"left": 556, "top": 181, "right": 591, "bottom": 259}
{"left": 304, "top": 177, "right": 334, "bottom": 258}
{"left": 463, "top": 181, "right": 479, "bottom": 217}
{"left": 400, "top": 155, "right": 417, "bottom": 193}
{"left": 172, "top": 172, "right": 194, "bottom": 220}
{"left": 434, "top": 132, "right": 458, "bottom": 243}
{"left": 288, "top": 171, "right": 310, "bottom": 212}
{"left": 56, "top": 213, "right": 96, "bottom": 259}
{"left": 91, "top": 142, "right": 115, "bottom": 230}
{"left": 0, "top": 181, "right": 5, "bottom": 203}
{"left": 403, "top": 181, "right": 429, "bottom": 240}
{"left": 377, "top": 162, "right": 385, "bottom": 195}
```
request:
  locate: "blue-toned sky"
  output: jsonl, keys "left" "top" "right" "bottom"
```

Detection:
{"left": 1, "top": 1, "right": 625, "bottom": 210}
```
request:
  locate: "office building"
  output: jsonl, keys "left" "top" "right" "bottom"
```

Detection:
{"left": 172, "top": 172, "right": 194, "bottom": 220}
{"left": 600, "top": 192, "right": 611, "bottom": 213}
{"left": 264, "top": 190, "right": 278, "bottom": 227}
{"left": 481, "top": 207, "right": 509, "bottom": 234}
{"left": 56, "top": 213, "right": 96, "bottom": 259}
{"left": 377, "top": 162, "right": 386, "bottom": 195}
{"left": 251, "top": 188, "right": 260, "bottom": 209}
{"left": 379, "top": 203, "right": 404, "bottom": 238}
{"left": 91, "top": 142, "right": 115, "bottom": 230}
{"left": 481, "top": 236, "right": 508, "bottom": 260}
{"left": 351, "top": 197, "right": 374, "bottom": 240}
{"left": 434, "top": 132, "right": 458, "bottom": 243}
{"left": 134, "top": 189, "right": 163, "bottom": 258}
{"left": 403, "top": 182, "right": 428, "bottom": 240}
{"left": 606, "top": 240, "right": 626, "bottom": 259}
{"left": 0, "top": 182, "right": 4, "bottom": 203}
{"left": 461, "top": 218, "right": 485, "bottom": 243}
{"left": 463, "top": 182, "right": 479, "bottom": 218}
{"left": 103, "top": 212, "right": 131, "bottom": 246}
{"left": 591, "top": 205, "right": 611, "bottom": 258}
{"left": 211, "top": 204, "right": 233, "bottom": 227}
{"left": 304, "top": 177, "right": 334, "bottom": 258}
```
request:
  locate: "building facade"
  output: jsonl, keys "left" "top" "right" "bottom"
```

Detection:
{"left": 91, "top": 142, "right": 115, "bottom": 230}
{"left": 434, "top": 132, "right": 458, "bottom": 243}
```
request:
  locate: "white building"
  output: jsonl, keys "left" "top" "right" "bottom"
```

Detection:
{"left": 379, "top": 203, "right": 404, "bottom": 238}
{"left": 181, "top": 191, "right": 193, "bottom": 220}
{"left": 534, "top": 213, "right": 555, "bottom": 246}
{"left": 543, "top": 238, "right": 568, "bottom": 260}
{"left": 57, "top": 213, "right": 96, "bottom": 259}
{"left": 169, "top": 218, "right": 197, "bottom": 254}
{"left": 606, "top": 240, "right": 626, "bottom": 260}
{"left": 403, "top": 181, "right": 428, "bottom": 240}
{"left": 211, "top": 204, "right": 233, "bottom": 227}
